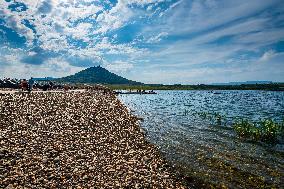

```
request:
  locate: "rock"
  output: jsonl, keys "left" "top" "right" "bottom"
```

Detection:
{"left": 0, "top": 90, "right": 185, "bottom": 188}
{"left": 89, "top": 166, "right": 95, "bottom": 171}
{"left": 42, "top": 158, "right": 48, "bottom": 163}
{"left": 5, "top": 184, "right": 14, "bottom": 189}
{"left": 73, "top": 168, "right": 78, "bottom": 173}
{"left": 53, "top": 156, "right": 60, "bottom": 163}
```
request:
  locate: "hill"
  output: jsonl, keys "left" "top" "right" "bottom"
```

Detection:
{"left": 57, "top": 66, "right": 143, "bottom": 85}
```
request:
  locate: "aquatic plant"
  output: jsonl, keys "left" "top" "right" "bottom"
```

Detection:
{"left": 196, "top": 111, "right": 226, "bottom": 126}
{"left": 259, "top": 119, "right": 284, "bottom": 142}
{"left": 196, "top": 111, "right": 284, "bottom": 143}
{"left": 214, "top": 113, "right": 222, "bottom": 126}
{"left": 233, "top": 119, "right": 284, "bottom": 143}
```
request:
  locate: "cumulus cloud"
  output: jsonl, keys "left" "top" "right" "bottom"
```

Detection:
{"left": 0, "top": 44, "right": 83, "bottom": 78}
{"left": 0, "top": 5, "right": 35, "bottom": 46}
{"left": 95, "top": 0, "right": 134, "bottom": 34}
{"left": 105, "top": 61, "right": 133, "bottom": 73}
{"left": 66, "top": 22, "right": 93, "bottom": 42}
{"left": 37, "top": 0, "right": 53, "bottom": 14}
{"left": 147, "top": 32, "right": 168, "bottom": 43}
{"left": 21, "top": 47, "right": 60, "bottom": 65}
{"left": 1, "top": 0, "right": 168, "bottom": 61}
{"left": 0, "top": 0, "right": 283, "bottom": 83}
{"left": 43, "top": 57, "right": 83, "bottom": 76}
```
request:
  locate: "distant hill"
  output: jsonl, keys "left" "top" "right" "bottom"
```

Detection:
{"left": 211, "top": 81, "right": 273, "bottom": 85}
{"left": 33, "top": 77, "right": 57, "bottom": 81}
{"left": 57, "top": 66, "right": 143, "bottom": 85}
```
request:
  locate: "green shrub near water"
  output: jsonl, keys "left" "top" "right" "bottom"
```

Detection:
{"left": 233, "top": 119, "right": 284, "bottom": 143}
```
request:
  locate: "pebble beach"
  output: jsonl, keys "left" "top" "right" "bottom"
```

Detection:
{"left": 0, "top": 90, "right": 185, "bottom": 188}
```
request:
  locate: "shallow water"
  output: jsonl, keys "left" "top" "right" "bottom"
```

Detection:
{"left": 118, "top": 90, "right": 284, "bottom": 188}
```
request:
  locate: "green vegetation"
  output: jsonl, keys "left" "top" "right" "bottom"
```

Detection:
{"left": 233, "top": 119, "right": 284, "bottom": 143}
{"left": 195, "top": 111, "right": 284, "bottom": 143}
{"left": 195, "top": 112, "right": 226, "bottom": 126}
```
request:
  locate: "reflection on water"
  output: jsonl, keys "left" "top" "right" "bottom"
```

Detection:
{"left": 118, "top": 90, "right": 284, "bottom": 188}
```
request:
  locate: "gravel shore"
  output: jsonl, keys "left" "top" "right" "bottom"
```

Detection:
{"left": 0, "top": 90, "right": 185, "bottom": 188}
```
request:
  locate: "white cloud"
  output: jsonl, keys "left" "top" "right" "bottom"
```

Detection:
{"left": 167, "top": 0, "right": 281, "bottom": 35}
{"left": 66, "top": 22, "right": 93, "bottom": 42}
{"left": 0, "top": 5, "right": 35, "bottom": 46}
{"left": 258, "top": 51, "right": 284, "bottom": 66}
{"left": 1, "top": 0, "right": 283, "bottom": 83}
{"left": 28, "top": 51, "right": 37, "bottom": 56}
{"left": 0, "top": 52, "right": 83, "bottom": 79}
{"left": 105, "top": 60, "right": 133, "bottom": 73}
{"left": 95, "top": 0, "right": 133, "bottom": 34}
{"left": 43, "top": 57, "right": 83, "bottom": 76}
{"left": 237, "top": 29, "right": 284, "bottom": 47}
{"left": 63, "top": 4, "right": 102, "bottom": 22}
{"left": 259, "top": 50, "right": 276, "bottom": 62}
{"left": 147, "top": 32, "right": 168, "bottom": 43}
{"left": 93, "top": 37, "right": 147, "bottom": 57}
{"left": 0, "top": 0, "right": 166, "bottom": 66}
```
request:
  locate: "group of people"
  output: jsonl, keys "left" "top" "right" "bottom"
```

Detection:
{"left": 0, "top": 78, "right": 18, "bottom": 88}
{"left": 20, "top": 78, "right": 54, "bottom": 92}
{"left": 20, "top": 78, "right": 34, "bottom": 92}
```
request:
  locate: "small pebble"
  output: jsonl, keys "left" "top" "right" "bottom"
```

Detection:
{"left": 0, "top": 90, "right": 185, "bottom": 188}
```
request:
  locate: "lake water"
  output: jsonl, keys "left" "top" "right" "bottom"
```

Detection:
{"left": 118, "top": 90, "right": 284, "bottom": 188}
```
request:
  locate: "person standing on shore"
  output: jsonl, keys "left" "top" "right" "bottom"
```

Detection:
{"left": 28, "top": 77, "right": 35, "bottom": 92}
{"left": 21, "top": 79, "right": 28, "bottom": 91}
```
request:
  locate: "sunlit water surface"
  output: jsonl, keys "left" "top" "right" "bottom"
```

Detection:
{"left": 118, "top": 90, "right": 284, "bottom": 188}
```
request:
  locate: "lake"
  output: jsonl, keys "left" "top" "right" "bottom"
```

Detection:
{"left": 118, "top": 90, "right": 284, "bottom": 188}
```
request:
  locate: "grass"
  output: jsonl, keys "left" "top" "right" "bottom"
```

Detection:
{"left": 233, "top": 119, "right": 284, "bottom": 143}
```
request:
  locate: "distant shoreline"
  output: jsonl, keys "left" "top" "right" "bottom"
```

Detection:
{"left": 107, "top": 83, "right": 284, "bottom": 91}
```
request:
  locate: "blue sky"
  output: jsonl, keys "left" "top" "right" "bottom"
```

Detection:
{"left": 0, "top": 0, "right": 284, "bottom": 84}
